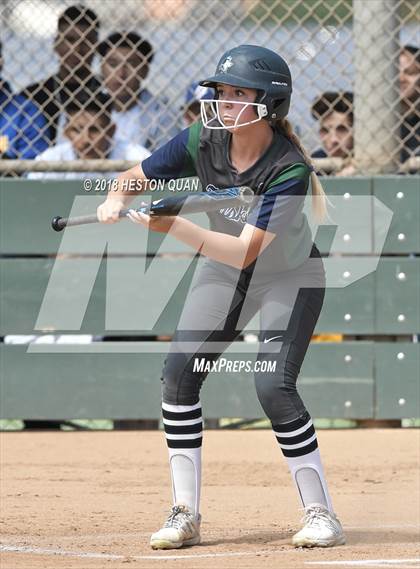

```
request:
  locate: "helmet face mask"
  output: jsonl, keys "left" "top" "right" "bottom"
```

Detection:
{"left": 199, "top": 44, "right": 292, "bottom": 130}
{"left": 200, "top": 98, "right": 268, "bottom": 130}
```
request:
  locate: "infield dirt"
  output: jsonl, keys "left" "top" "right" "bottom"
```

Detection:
{"left": 1, "top": 429, "right": 419, "bottom": 568}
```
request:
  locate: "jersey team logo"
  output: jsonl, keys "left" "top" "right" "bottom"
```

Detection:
{"left": 219, "top": 204, "right": 250, "bottom": 224}
{"left": 205, "top": 184, "right": 250, "bottom": 224}
{"left": 218, "top": 56, "right": 233, "bottom": 74}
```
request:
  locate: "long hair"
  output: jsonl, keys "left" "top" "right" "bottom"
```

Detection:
{"left": 277, "top": 118, "right": 328, "bottom": 223}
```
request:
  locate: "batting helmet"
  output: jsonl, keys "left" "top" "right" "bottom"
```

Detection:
{"left": 199, "top": 44, "right": 292, "bottom": 121}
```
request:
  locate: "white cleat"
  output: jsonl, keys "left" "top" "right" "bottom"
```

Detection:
{"left": 292, "top": 503, "right": 346, "bottom": 548}
{"left": 150, "top": 505, "right": 201, "bottom": 550}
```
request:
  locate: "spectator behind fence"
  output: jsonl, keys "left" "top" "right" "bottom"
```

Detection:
{"left": 311, "top": 91, "right": 354, "bottom": 176}
{"left": 182, "top": 81, "right": 213, "bottom": 127}
{"left": 0, "top": 41, "right": 50, "bottom": 159}
{"left": 400, "top": 45, "right": 420, "bottom": 164}
{"left": 311, "top": 48, "right": 419, "bottom": 176}
{"left": 28, "top": 92, "right": 150, "bottom": 180}
{"left": 21, "top": 4, "right": 102, "bottom": 144}
{"left": 98, "top": 32, "right": 178, "bottom": 151}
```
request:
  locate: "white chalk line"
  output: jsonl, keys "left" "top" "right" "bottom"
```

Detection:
{"left": 306, "top": 566, "right": 419, "bottom": 569}
{"left": 1, "top": 522, "right": 419, "bottom": 562}
{"left": 306, "top": 560, "right": 420, "bottom": 567}
{"left": 0, "top": 543, "right": 289, "bottom": 560}
{"left": 0, "top": 545, "right": 122, "bottom": 560}
{"left": 2, "top": 544, "right": 420, "bottom": 565}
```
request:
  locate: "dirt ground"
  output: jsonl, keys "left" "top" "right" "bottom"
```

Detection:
{"left": 1, "top": 430, "right": 419, "bottom": 569}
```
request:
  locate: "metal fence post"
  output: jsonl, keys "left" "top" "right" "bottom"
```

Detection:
{"left": 353, "top": 0, "right": 400, "bottom": 173}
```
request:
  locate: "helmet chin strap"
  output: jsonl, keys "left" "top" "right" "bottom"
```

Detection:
{"left": 200, "top": 99, "right": 268, "bottom": 130}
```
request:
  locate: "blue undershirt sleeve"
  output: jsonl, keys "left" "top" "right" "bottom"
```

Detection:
{"left": 141, "top": 125, "right": 198, "bottom": 181}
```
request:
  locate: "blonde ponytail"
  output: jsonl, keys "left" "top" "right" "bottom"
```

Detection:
{"left": 277, "top": 118, "right": 328, "bottom": 223}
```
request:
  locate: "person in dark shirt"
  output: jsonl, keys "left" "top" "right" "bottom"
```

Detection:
{"left": 97, "top": 45, "right": 345, "bottom": 550}
{"left": 21, "top": 4, "right": 102, "bottom": 144}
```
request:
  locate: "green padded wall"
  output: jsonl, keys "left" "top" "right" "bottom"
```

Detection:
{"left": 0, "top": 257, "right": 203, "bottom": 335}
{"left": 3, "top": 342, "right": 415, "bottom": 420}
{"left": 0, "top": 180, "right": 208, "bottom": 255}
{"left": 316, "top": 177, "right": 373, "bottom": 254}
{"left": 4, "top": 258, "right": 418, "bottom": 335}
{"left": 374, "top": 343, "right": 420, "bottom": 419}
{"left": 373, "top": 177, "right": 420, "bottom": 254}
{"left": 375, "top": 258, "right": 420, "bottom": 333}
{"left": 1, "top": 177, "right": 419, "bottom": 421}
{"left": 0, "top": 342, "right": 376, "bottom": 420}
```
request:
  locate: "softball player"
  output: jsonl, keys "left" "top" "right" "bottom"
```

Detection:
{"left": 97, "top": 44, "right": 345, "bottom": 549}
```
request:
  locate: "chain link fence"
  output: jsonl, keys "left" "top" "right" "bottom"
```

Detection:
{"left": 0, "top": 0, "right": 418, "bottom": 175}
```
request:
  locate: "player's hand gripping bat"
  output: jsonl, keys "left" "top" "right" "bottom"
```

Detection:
{"left": 51, "top": 186, "right": 254, "bottom": 232}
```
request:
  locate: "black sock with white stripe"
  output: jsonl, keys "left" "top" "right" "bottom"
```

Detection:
{"left": 162, "top": 401, "right": 202, "bottom": 517}
{"left": 273, "top": 411, "right": 333, "bottom": 511}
